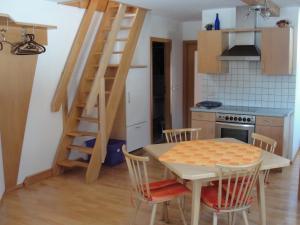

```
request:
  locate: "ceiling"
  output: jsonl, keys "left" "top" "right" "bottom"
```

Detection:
{"left": 47, "top": 0, "right": 300, "bottom": 21}
{"left": 119, "top": 0, "right": 300, "bottom": 21}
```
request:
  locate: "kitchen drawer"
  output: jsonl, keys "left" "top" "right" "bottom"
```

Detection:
{"left": 191, "top": 112, "right": 215, "bottom": 122}
{"left": 256, "top": 116, "right": 284, "bottom": 127}
{"left": 126, "top": 122, "right": 149, "bottom": 152}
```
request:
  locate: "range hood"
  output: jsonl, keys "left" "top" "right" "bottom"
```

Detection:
{"left": 218, "top": 6, "right": 261, "bottom": 61}
{"left": 219, "top": 45, "right": 261, "bottom": 61}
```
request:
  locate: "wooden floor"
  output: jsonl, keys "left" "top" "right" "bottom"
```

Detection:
{"left": 0, "top": 152, "right": 299, "bottom": 225}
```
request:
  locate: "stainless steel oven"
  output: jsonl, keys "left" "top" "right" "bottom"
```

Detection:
{"left": 215, "top": 113, "right": 255, "bottom": 144}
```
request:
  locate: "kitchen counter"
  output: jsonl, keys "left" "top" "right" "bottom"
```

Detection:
{"left": 191, "top": 105, "right": 294, "bottom": 117}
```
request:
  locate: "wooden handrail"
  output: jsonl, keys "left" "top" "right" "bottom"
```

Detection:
{"left": 84, "top": 3, "right": 127, "bottom": 114}
{"left": 51, "top": 0, "right": 108, "bottom": 112}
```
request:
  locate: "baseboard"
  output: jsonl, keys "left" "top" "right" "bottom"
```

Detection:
{"left": 23, "top": 169, "right": 53, "bottom": 187}
{"left": 4, "top": 184, "right": 23, "bottom": 194}
{"left": 291, "top": 148, "right": 300, "bottom": 163}
{"left": 0, "top": 192, "right": 4, "bottom": 205}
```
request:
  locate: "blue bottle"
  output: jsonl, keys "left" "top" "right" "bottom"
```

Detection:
{"left": 214, "top": 13, "right": 220, "bottom": 30}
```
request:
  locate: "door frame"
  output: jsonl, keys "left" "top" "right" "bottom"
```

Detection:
{"left": 183, "top": 40, "right": 197, "bottom": 128}
{"left": 150, "top": 37, "right": 172, "bottom": 143}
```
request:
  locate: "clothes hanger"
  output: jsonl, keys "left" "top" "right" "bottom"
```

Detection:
{"left": 11, "top": 32, "right": 46, "bottom": 55}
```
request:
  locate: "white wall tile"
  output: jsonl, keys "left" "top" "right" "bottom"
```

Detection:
{"left": 197, "top": 61, "right": 295, "bottom": 108}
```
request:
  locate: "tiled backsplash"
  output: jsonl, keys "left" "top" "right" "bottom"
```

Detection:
{"left": 198, "top": 61, "right": 296, "bottom": 109}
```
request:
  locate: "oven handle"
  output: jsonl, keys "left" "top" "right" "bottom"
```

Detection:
{"left": 216, "top": 122, "right": 255, "bottom": 129}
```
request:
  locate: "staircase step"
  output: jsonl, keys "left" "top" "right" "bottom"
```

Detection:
{"left": 116, "top": 38, "right": 128, "bottom": 41}
{"left": 67, "top": 145, "right": 93, "bottom": 155}
{"left": 57, "top": 159, "right": 89, "bottom": 168}
{"left": 120, "top": 26, "right": 132, "bottom": 30}
{"left": 111, "top": 14, "right": 136, "bottom": 19}
{"left": 86, "top": 76, "right": 115, "bottom": 81}
{"left": 93, "top": 64, "right": 147, "bottom": 68}
{"left": 94, "top": 51, "right": 124, "bottom": 55}
{"left": 103, "top": 26, "right": 131, "bottom": 32}
{"left": 67, "top": 131, "right": 98, "bottom": 137}
{"left": 83, "top": 90, "right": 110, "bottom": 95}
{"left": 76, "top": 103, "right": 98, "bottom": 108}
{"left": 77, "top": 116, "right": 98, "bottom": 123}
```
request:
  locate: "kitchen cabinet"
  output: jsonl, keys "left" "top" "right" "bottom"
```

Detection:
{"left": 261, "top": 27, "right": 293, "bottom": 75}
{"left": 110, "top": 69, "right": 150, "bottom": 152}
{"left": 191, "top": 112, "right": 216, "bottom": 139}
{"left": 198, "top": 31, "right": 229, "bottom": 74}
{"left": 255, "top": 115, "right": 291, "bottom": 157}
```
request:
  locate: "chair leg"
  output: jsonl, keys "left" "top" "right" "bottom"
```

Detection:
{"left": 161, "top": 202, "right": 170, "bottom": 223}
{"left": 181, "top": 196, "right": 186, "bottom": 212}
{"left": 213, "top": 212, "right": 218, "bottom": 225}
{"left": 231, "top": 212, "right": 236, "bottom": 225}
{"left": 177, "top": 198, "right": 187, "bottom": 225}
{"left": 131, "top": 200, "right": 141, "bottom": 225}
{"left": 149, "top": 204, "right": 158, "bottom": 225}
{"left": 242, "top": 211, "right": 249, "bottom": 225}
{"left": 228, "top": 212, "right": 232, "bottom": 225}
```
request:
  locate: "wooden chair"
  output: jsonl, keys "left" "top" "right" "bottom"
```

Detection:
{"left": 163, "top": 128, "right": 202, "bottom": 143}
{"left": 122, "top": 145, "right": 190, "bottom": 225}
{"left": 252, "top": 133, "right": 277, "bottom": 183}
{"left": 201, "top": 159, "right": 263, "bottom": 225}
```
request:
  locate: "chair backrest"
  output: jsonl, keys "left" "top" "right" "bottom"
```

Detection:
{"left": 163, "top": 128, "right": 202, "bottom": 143}
{"left": 252, "top": 133, "right": 277, "bottom": 183}
{"left": 252, "top": 133, "right": 277, "bottom": 154}
{"left": 122, "top": 145, "right": 151, "bottom": 201}
{"left": 216, "top": 158, "right": 263, "bottom": 211}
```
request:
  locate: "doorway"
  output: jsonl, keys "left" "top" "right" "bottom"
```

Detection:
{"left": 183, "top": 41, "right": 197, "bottom": 127}
{"left": 151, "top": 38, "right": 172, "bottom": 144}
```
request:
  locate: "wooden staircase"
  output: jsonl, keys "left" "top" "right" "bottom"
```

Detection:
{"left": 52, "top": 0, "right": 147, "bottom": 183}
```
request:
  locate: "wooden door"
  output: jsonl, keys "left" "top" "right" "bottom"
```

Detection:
{"left": 183, "top": 41, "right": 197, "bottom": 127}
{"left": 261, "top": 28, "right": 293, "bottom": 75}
{"left": 164, "top": 41, "right": 172, "bottom": 130}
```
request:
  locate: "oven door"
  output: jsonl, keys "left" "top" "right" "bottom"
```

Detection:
{"left": 215, "top": 122, "right": 255, "bottom": 144}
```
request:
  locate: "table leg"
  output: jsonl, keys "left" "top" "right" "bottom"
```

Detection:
{"left": 257, "top": 173, "right": 267, "bottom": 225}
{"left": 191, "top": 180, "right": 202, "bottom": 225}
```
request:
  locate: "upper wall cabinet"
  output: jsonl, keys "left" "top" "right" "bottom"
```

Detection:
{"left": 261, "top": 27, "right": 293, "bottom": 75}
{"left": 198, "top": 31, "right": 229, "bottom": 74}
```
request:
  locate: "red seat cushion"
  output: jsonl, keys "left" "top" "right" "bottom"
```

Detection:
{"left": 150, "top": 183, "right": 190, "bottom": 202}
{"left": 201, "top": 184, "right": 253, "bottom": 210}
{"left": 149, "top": 179, "right": 178, "bottom": 190}
{"left": 201, "top": 185, "right": 226, "bottom": 209}
{"left": 144, "top": 179, "right": 190, "bottom": 202}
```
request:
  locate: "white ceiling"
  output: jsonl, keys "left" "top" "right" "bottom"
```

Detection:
{"left": 47, "top": 0, "right": 300, "bottom": 21}
{"left": 120, "top": 0, "right": 300, "bottom": 21}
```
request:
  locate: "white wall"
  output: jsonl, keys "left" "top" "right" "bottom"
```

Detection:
{"left": 0, "top": 0, "right": 85, "bottom": 184}
{"left": 0, "top": 2, "right": 184, "bottom": 184}
{"left": 182, "top": 20, "right": 202, "bottom": 40}
{"left": 292, "top": 9, "right": 300, "bottom": 160}
{"left": 202, "top": 8, "right": 236, "bottom": 30}
{"left": 132, "top": 13, "right": 183, "bottom": 129}
{"left": 0, "top": 134, "right": 5, "bottom": 200}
